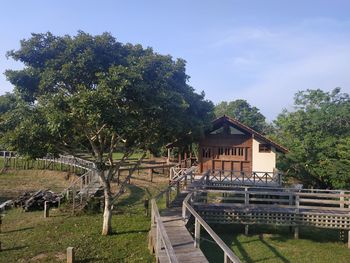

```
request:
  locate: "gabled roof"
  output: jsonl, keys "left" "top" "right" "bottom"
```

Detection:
{"left": 211, "top": 115, "right": 288, "bottom": 153}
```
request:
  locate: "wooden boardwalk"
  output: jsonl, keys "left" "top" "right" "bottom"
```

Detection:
{"left": 150, "top": 190, "right": 209, "bottom": 263}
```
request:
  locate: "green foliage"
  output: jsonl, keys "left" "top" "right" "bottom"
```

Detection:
{"left": 274, "top": 88, "right": 350, "bottom": 189}
{"left": 0, "top": 92, "right": 17, "bottom": 114}
{"left": 214, "top": 99, "right": 268, "bottom": 133}
{"left": 2, "top": 31, "right": 214, "bottom": 160}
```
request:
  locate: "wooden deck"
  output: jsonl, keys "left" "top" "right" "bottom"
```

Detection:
{"left": 150, "top": 191, "right": 209, "bottom": 263}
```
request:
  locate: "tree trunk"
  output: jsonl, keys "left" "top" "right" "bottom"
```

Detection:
{"left": 102, "top": 186, "right": 113, "bottom": 235}
{"left": 98, "top": 168, "right": 113, "bottom": 236}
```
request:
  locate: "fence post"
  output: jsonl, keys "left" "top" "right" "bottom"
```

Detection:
{"left": 156, "top": 225, "right": 161, "bottom": 262}
{"left": 72, "top": 186, "right": 76, "bottom": 215}
{"left": 194, "top": 218, "right": 200, "bottom": 248}
{"left": 44, "top": 201, "right": 49, "bottom": 218}
{"left": 182, "top": 202, "right": 187, "bottom": 220}
{"left": 176, "top": 181, "right": 180, "bottom": 196}
{"left": 148, "top": 168, "right": 153, "bottom": 182}
{"left": 340, "top": 191, "right": 344, "bottom": 208}
{"left": 224, "top": 253, "right": 232, "bottom": 263}
{"left": 294, "top": 194, "right": 300, "bottom": 239}
{"left": 67, "top": 247, "right": 75, "bottom": 263}
{"left": 166, "top": 190, "right": 170, "bottom": 208}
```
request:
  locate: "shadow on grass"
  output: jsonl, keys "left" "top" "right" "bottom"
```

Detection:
{"left": 2, "top": 227, "right": 34, "bottom": 233}
{"left": 76, "top": 257, "right": 108, "bottom": 263}
{"left": 116, "top": 185, "right": 145, "bottom": 207}
{"left": 1, "top": 246, "right": 27, "bottom": 252}
{"left": 258, "top": 234, "right": 290, "bottom": 263}
{"left": 111, "top": 229, "right": 149, "bottom": 236}
{"left": 199, "top": 223, "right": 346, "bottom": 263}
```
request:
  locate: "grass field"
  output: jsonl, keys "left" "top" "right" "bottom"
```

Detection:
{"left": 0, "top": 170, "right": 75, "bottom": 203}
{"left": 2, "top": 167, "right": 350, "bottom": 262}
{"left": 0, "top": 169, "right": 169, "bottom": 263}
{"left": 199, "top": 224, "right": 350, "bottom": 263}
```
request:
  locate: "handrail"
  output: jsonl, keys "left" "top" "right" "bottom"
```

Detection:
{"left": 151, "top": 199, "right": 179, "bottom": 263}
{"left": 182, "top": 191, "right": 241, "bottom": 263}
{"left": 150, "top": 166, "right": 196, "bottom": 262}
{"left": 1, "top": 152, "right": 100, "bottom": 211}
{"left": 209, "top": 169, "right": 282, "bottom": 186}
{"left": 194, "top": 188, "right": 350, "bottom": 212}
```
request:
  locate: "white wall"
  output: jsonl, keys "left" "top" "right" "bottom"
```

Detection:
{"left": 252, "top": 138, "right": 276, "bottom": 172}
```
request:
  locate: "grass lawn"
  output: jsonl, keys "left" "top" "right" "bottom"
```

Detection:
{"left": 0, "top": 170, "right": 75, "bottom": 203}
{"left": 199, "top": 224, "right": 350, "bottom": 263}
{"left": 0, "top": 169, "right": 170, "bottom": 262}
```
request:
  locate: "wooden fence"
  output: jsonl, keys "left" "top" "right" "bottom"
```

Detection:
{"left": 182, "top": 182, "right": 241, "bottom": 263}
{"left": 206, "top": 169, "right": 282, "bottom": 187}
{"left": 190, "top": 187, "right": 350, "bottom": 247}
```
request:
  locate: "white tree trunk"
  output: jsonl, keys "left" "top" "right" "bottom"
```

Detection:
{"left": 98, "top": 167, "right": 113, "bottom": 236}
{"left": 102, "top": 186, "right": 112, "bottom": 235}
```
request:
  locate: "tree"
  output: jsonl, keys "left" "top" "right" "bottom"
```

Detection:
{"left": 274, "top": 88, "right": 350, "bottom": 189}
{"left": 214, "top": 99, "right": 268, "bottom": 133}
{"left": 2, "top": 31, "right": 214, "bottom": 235}
{"left": 0, "top": 92, "right": 16, "bottom": 114}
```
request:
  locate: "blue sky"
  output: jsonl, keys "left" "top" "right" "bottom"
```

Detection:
{"left": 1, "top": 0, "right": 349, "bottom": 120}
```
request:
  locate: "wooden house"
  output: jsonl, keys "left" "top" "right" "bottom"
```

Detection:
{"left": 198, "top": 115, "right": 288, "bottom": 173}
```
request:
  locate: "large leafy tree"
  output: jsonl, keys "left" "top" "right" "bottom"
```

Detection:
{"left": 274, "top": 88, "right": 350, "bottom": 189}
{"left": 0, "top": 92, "right": 16, "bottom": 114}
{"left": 214, "top": 99, "right": 268, "bottom": 133}
{"left": 2, "top": 31, "right": 213, "bottom": 235}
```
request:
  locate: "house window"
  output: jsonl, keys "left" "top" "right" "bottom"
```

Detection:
{"left": 202, "top": 148, "right": 211, "bottom": 158}
{"left": 259, "top": 144, "right": 271, "bottom": 153}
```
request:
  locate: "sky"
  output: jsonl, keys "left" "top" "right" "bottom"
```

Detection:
{"left": 0, "top": 0, "right": 349, "bottom": 120}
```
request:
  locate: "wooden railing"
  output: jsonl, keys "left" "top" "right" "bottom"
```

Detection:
{"left": 192, "top": 188, "right": 350, "bottom": 230}
{"left": 207, "top": 169, "right": 282, "bottom": 187}
{"left": 151, "top": 199, "right": 179, "bottom": 263}
{"left": 1, "top": 151, "right": 100, "bottom": 212}
{"left": 150, "top": 168, "right": 196, "bottom": 262}
{"left": 182, "top": 190, "right": 241, "bottom": 263}
{"left": 169, "top": 166, "right": 197, "bottom": 181}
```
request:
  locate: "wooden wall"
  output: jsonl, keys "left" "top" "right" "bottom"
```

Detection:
{"left": 198, "top": 133, "right": 252, "bottom": 173}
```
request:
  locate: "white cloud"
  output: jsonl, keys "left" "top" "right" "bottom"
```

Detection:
{"left": 207, "top": 18, "right": 350, "bottom": 119}
{"left": 234, "top": 45, "right": 350, "bottom": 119}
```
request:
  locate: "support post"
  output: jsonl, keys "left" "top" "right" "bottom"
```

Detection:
{"left": 295, "top": 194, "right": 300, "bottom": 239}
{"left": 67, "top": 247, "right": 75, "bottom": 263}
{"left": 224, "top": 253, "right": 232, "bottom": 263}
{"left": 156, "top": 226, "right": 161, "bottom": 261}
{"left": 294, "top": 226, "right": 299, "bottom": 239}
{"left": 194, "top": 218, "right": 200, "bottom": 248}
{"left": 340, "top": 191, "right": 344, "bottom": 208}
{"left": 166, "top": 190, "right": 170, "bottom": 208}
{"left": 348, "top": 230, "right": 350, "bottom": 249}
{"left": 182, "top": 203, "right": 187, "bottom": 220}
{"left": 245, "top": 225, "right": 249, "bottom": 236}
{"left": 167, "top": 148, "right": 171, "bottom": 164}
{"left": 72, "top": 186, "right": 76, "bottom": 215}
{"left": 144, "top": 199, "right": 149, "bottom": 216}
{"left": 148, "top": 168, "right": 153, "bottom": 182}
{"left": 44, "top": 201, "right": 49, "bottom": 218}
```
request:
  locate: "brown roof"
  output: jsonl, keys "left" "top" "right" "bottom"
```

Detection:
{"left": 211, "top": 115, "right": 288, "bottom": 153}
